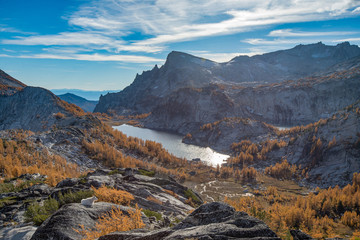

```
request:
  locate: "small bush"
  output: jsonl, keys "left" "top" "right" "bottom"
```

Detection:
{"left": 184, "top": 189, "right": 201, "bottom": 206}
{"left": 54, "top": 112, "right": 65, "bottom": 119}
{"left": 138, "top": 169, "right": 155, "bottom": 177}
{"left": 58, "top": 190, "right": 93, "bottom": 207}
{"left": 25, "top": 198, "right": 59, "bottom": 226}
{"left": 142, "top": 209, "right": 162, "bottom": 221}
{"left": 107, "top": 169, "right": 123, "bottom": 175}
{"left": 0, "top": 196, "right": 17, "bottom": 208}
{"left": 0, "top": 179, "right": 45, "bottom": 194}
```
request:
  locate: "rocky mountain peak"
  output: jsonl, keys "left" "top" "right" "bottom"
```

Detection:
{"left": 0, "top": 69, "right": 26, "bottom": 88}
{"left": 164, "top": 50, "right": 217, "bottom": 69}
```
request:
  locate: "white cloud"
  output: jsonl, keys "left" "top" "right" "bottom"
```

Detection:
{"left": 243, "top": 38, "right": 330, "bottom": 45}
{"left": 268, "top": 29, "right": 358, "bottom": 37}
{"left": 0, "top": 24, "right": 35, "bottom": 34}
{"left": 353, "top": 6, "right": 360, "bottom": 13}
{"left": 333, "top": 38, "right": 360, "bottom": 43}
{"left": 187, "top": 51, "right": 263, "bottom": 62}
{"left": 3, "top": 32, "right": 119, "bottom": 46}
{"left": 0, "top": 53, "right": 163, "bottom": 63}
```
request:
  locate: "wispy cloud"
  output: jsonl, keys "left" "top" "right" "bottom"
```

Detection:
{"left": 243, "top": 38, "right": 330, "bottom": 45}
{"left": 0, "top": 24, "right": 35, "bottom": 35}
{"left": 0, "top": 53, "right": 163, "bottom": 63}
{"left": 333, "top": 38, "right": 360, "bottom": 43}
{"left": 268, "top": 29, "right": 358, "bottom": 37}
{"left": 3, "top": 32, "right": 120, "bottom": 46}
{"left": 187, "top": 50, "right": 263, "bottom": 62}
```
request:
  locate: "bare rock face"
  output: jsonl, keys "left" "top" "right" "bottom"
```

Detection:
{"left": 99, "top": 202, "right": 281, "bottom": 240}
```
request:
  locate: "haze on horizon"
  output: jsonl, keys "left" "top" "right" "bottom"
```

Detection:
{"left": 0, "top": 0, "right": 359, "bottom": 91}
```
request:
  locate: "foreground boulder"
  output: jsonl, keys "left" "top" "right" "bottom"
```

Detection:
{"left": 0, "top": 225, "right": 37, "bottom": 240}
{"left": 30, "top": 202, "right": 131, "bottom": 240}
{"left": 99, "top": 202, "right": 281, "bottom": 240}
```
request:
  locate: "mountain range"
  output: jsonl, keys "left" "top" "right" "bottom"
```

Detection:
{"left": 95, "top": 42, "right": 360, "bottom": 134}
{"left": 51, "top": 89, "right": 119, "bottom": 101}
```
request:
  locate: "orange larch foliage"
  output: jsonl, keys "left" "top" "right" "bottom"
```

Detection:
{"left": 76, "top": 205, "right": 144, "bottom": 240}
{"left": 0, "top": 133, "right": 80, "bottom": 186}
{"left": 92, "top": 186, "right": 134, "bottom": 206}
{"left": 146, "top": 196, "right": 163, "bottom": 205}
{"left": 264, "top": 159, "right": 298, "bottom": 180}
{"left": 225, "top": 172, "right": 360, "bottom": 239}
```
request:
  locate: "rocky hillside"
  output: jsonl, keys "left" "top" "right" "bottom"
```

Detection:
{"left": 0, "top": 85, "right": 92, "bottom": 132}
{"left": 0, "top": 69, "right": 26, "bottom": 96}
{"left": 270, "top": 101, "right": 360, "bottom": 188}
{"left": 95, "top": 42, "right": 360, "bottom": 118}
{"left": 0, "top": 169, "right": 283, "bottom": 240}
{"left": 57, "top": 93, "right": 98, "bottom": 112}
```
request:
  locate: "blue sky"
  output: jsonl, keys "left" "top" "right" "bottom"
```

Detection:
{"left": 1, "top": 0, "right": 360, "bottom": 91}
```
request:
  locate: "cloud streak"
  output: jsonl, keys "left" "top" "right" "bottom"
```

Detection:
{"left": 0, "top": 53, "right": 163, "bottom": 63}
{"left": 268, "top": 29, "right": 358, "bottom": 37}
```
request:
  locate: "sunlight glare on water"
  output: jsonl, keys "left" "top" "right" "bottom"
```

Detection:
{"left": 113, "top": 124, "right": 229, "bottom": 166}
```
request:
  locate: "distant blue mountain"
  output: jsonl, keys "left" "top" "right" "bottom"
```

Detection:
{"left": 51, "top": 89, "right": 119, "bottom": 101}
{"left": 57, "top": 93, "right": 99, "bottom": 112}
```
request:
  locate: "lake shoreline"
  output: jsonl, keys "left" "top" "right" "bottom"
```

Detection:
{"left": 113, "top": 124, "right": 230, "bottom": 166}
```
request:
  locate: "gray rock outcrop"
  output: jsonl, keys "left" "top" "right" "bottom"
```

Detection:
{"left": 30, "top": 202, "right": 127, "bottom": 240}
{"left": 0, "top": 225, "right": 37, "bottom": 240}
{"left": 99, "top": 202, "right": 281, "bottom": 240}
